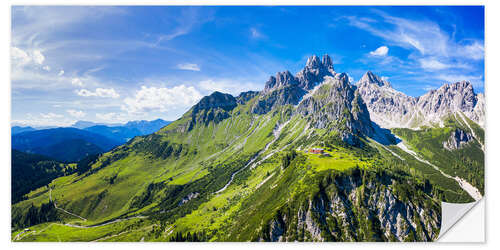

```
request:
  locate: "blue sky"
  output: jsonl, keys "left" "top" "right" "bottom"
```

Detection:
{"left": 11, "top": 6, "right": 484, "bottom": 127}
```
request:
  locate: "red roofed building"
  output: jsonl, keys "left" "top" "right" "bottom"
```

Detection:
{"left": 309, "top": 148, "right": 324, "bottom": 154}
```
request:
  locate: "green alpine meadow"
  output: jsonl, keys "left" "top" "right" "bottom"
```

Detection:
{"left": 11, "top": 54, "right": 484, "bottom": 242}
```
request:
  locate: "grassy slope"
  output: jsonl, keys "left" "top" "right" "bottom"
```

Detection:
{"left": 12, "top": 99, "right": 480, "bottom": 241}
{"left": 391, "top": 115, "right": 484, "bottom": 196}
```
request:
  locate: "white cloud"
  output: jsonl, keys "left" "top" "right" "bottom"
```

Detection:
{"left": 177, "top": 63, "right": 200, "bottom": 71}
{"left": 122, "top": 85, "right": 203, "bottom": 113}
{"left": 95, "top": 112, "right": 127, "bottom": 123}
{"left": 58, "top": 70, "right": 65, "bottom": 76}
{"left": 11, "top": 47, "right": 32, "bottom": 66}
{"left": 422, "top": 84, "right": 437, "bottom": 91}
{"left": 12, "top": 113, "right": 75, "bottom": 127}
{"left": 71, "top": 78, "right": 84, "bottom": 86}
{"left": 40, "top": 112, "right": 63, "bottom": 119}
{"left": 42, "top": 65, "right": 51, "bottom": 71}
{"left": 460, "top": 41, "right": 484, "bottom": 60}
{"left": 369, "top": 46, "right": 389, "bottom": 56}
{"left": 11, "top": 47, "right": 45, "bottom": 67}
{"left": 344, "top": 12, "right": 482, "bottom": 60}
{"left": 67, "top": 109, "right": 86, "bottom": 118}
{"left": 32, "top": 50, "right": 45, "bottom": 64}
{"left": 198, "top": 79, "right": 262, "bottom": 95}
{"left": 250, "top": 27, "right": 265, "bottom": 39}
{"left": 436, "top": 74, "right": 483, "bottom": 84}
{"left": 76, "top": 88, "right": 120, "bottom": 98}
{"left": 419, "top": 58, "right": 449, "bottom": 70}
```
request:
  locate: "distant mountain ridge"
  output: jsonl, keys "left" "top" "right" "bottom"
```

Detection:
{"left": 12, "top": 128, "right": 121, "bottom": 162}
{"left": 11, "top": 119, "right": 171, "bottom": 162}
{"left": 85, "top": 119, "right": 171, "bottom": 143}
{"left": 71, "top": 121, "right": 122, "bottom": 129}
{"left": 11, "top": 126, "right": 36, "bottom": 135}
{"left": 356, "top": 71, "right": 485, "bottom": 129}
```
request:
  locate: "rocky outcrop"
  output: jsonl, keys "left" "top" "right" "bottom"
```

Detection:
{"left": 443, "top": 128, "right": 473, "bottom": 150}
{"left": 356, "top": 71, "right": 418, "bottom": 128}
{"left": 260, "top": 171, "right": 441, "bottom": 242}
{"left": 416, "top": 81, "right": 481, "bottom": 126}
{"left": 358, "top": 71, "right": 391, "bottom": 87}
{"left": 263, "top": 54, "right": 336, "bottom": 93}
{"left": 236, "top": 91, "right": 259, "bottom": 104}
{"left": 263, "top": 71, "right": 299, "bottom": 92}
{"left": 252, "top": 84, "right": 306, "bottom": 115}
{"left": 296, "top": 54, "right": 336, "bottom": 90}
{"left": 297, "top": 74, "right": 374, "bottom": 145}
{"left": 178, "top": 192, "right": 200, "bottom": 206}
{"left": 357, "top": 71, "right": 485, "bottom": 129}
{"left": 255, "top": 54, "right": 337, "bottom": 114}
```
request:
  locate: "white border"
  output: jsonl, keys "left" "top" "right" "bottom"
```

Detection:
{"left": 2, "top": 0, "right": 498, "bottom": 249}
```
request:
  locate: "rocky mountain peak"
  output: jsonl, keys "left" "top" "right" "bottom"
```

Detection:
{"left": 357, "top": 72, "right": 484, "bottom": 129}
{"left": 417, "top": 80, "right": 477, "bottom": 117}
{"left": 264, "top": 71, "right": 299, "bottom": 92}
{"left": 296, "top": 76, "right": 375, "bottom": 145}
{"left": 322, "top": 54, "right": 333, "bottom": 68}
{"left": 297, "top": 54, "right": 336, "bottom": 90}
{"left": 358, "top": 71, "right": 391, "bottom": 87}
{"left": 257, "top": 55, "right": 341, "bottom": 115}
{"left": 306, "top": 55, "right": 321, "bottom": 68}
{"left": 192, "top": 91, "right": 237, "bottom": 113}
{"left": 305, "top": 54, "right": 334, "bottom": 71}
{"left": 182, "top": 91, "right": 238, "bottom": 131}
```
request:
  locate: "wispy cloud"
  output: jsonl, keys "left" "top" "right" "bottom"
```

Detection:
{"left": 67, "top": 109, "right": 86, "bottom": 118}
{"left": 198, "top": 79, "right": 262, "bottom": 95}
{"left": 71, "top": 78, "right": 84, "bottom": 86}
{"left": 152, "top": 7, "right": 215, "bottom": 46}
{"left": 12, "top": 113, "right": 75, "bottom": 127}
{"left": 343, "top": 10, "right": 484, "bottom": 64}
{"left": 418, "top": 58, "right": 450, "bottom": 70}
{"left": 177, "top": 63, "right": 200, "bottom": 71}
{"left": 11, "top": 47, "right": 45, "bottom": 67}
{"left": 76, "top": 88, "right": 120, "bottom": 98}
{"left": 436, "top": 74, "right": 484, "bottom": 86}
{"left": 95, "top": 112, "right": 127, "bottom": 123}
{"left": 250, "top": 27, "right": 266, "bottom": 39}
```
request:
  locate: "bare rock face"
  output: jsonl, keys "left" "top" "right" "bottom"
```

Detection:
{"left": 262, "top": 172, "right": 441, "bottom": 242}
{"left": 297, "top": 74, "right": 374, "bottom": 145}
{"left": 416, "top": 81, "right": 480, "bottom": 126}
{"left": 443, "top": 128, "right": 473, "bottom": 150}
{"left": 356, "top": 71, "right": 485, "bottom": 129}
{"left": 252, "top": 84, "right": 307, "bottom": 115}
{"left": 358, "top": 71, "right": 391, "bottom": 87}
{"left": 262, "top": 54, "right": 336, "bottom": 93}
{"left": 263, "top": 71, "right": 299, "bottom": 92}
{"left": 255, "top": 54, "right": 337, "bottom": 114}
{"left": 296, "top": 54, "right": 336, "bottom": 90}
{"left": 356, "top": 72, "right": 418, "bottom": 128}
{"left": 236, "top": 90, "right": 259, "bottom": 105}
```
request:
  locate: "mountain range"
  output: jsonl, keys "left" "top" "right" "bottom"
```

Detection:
{"left": 11, "top": 119, "right": 171, "bottom": 162}
{"left": 11, "top": 55, "right": 484, "bottom": 242}
{"left": 356, "top": 71, "right": 485, "bottom": 129}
